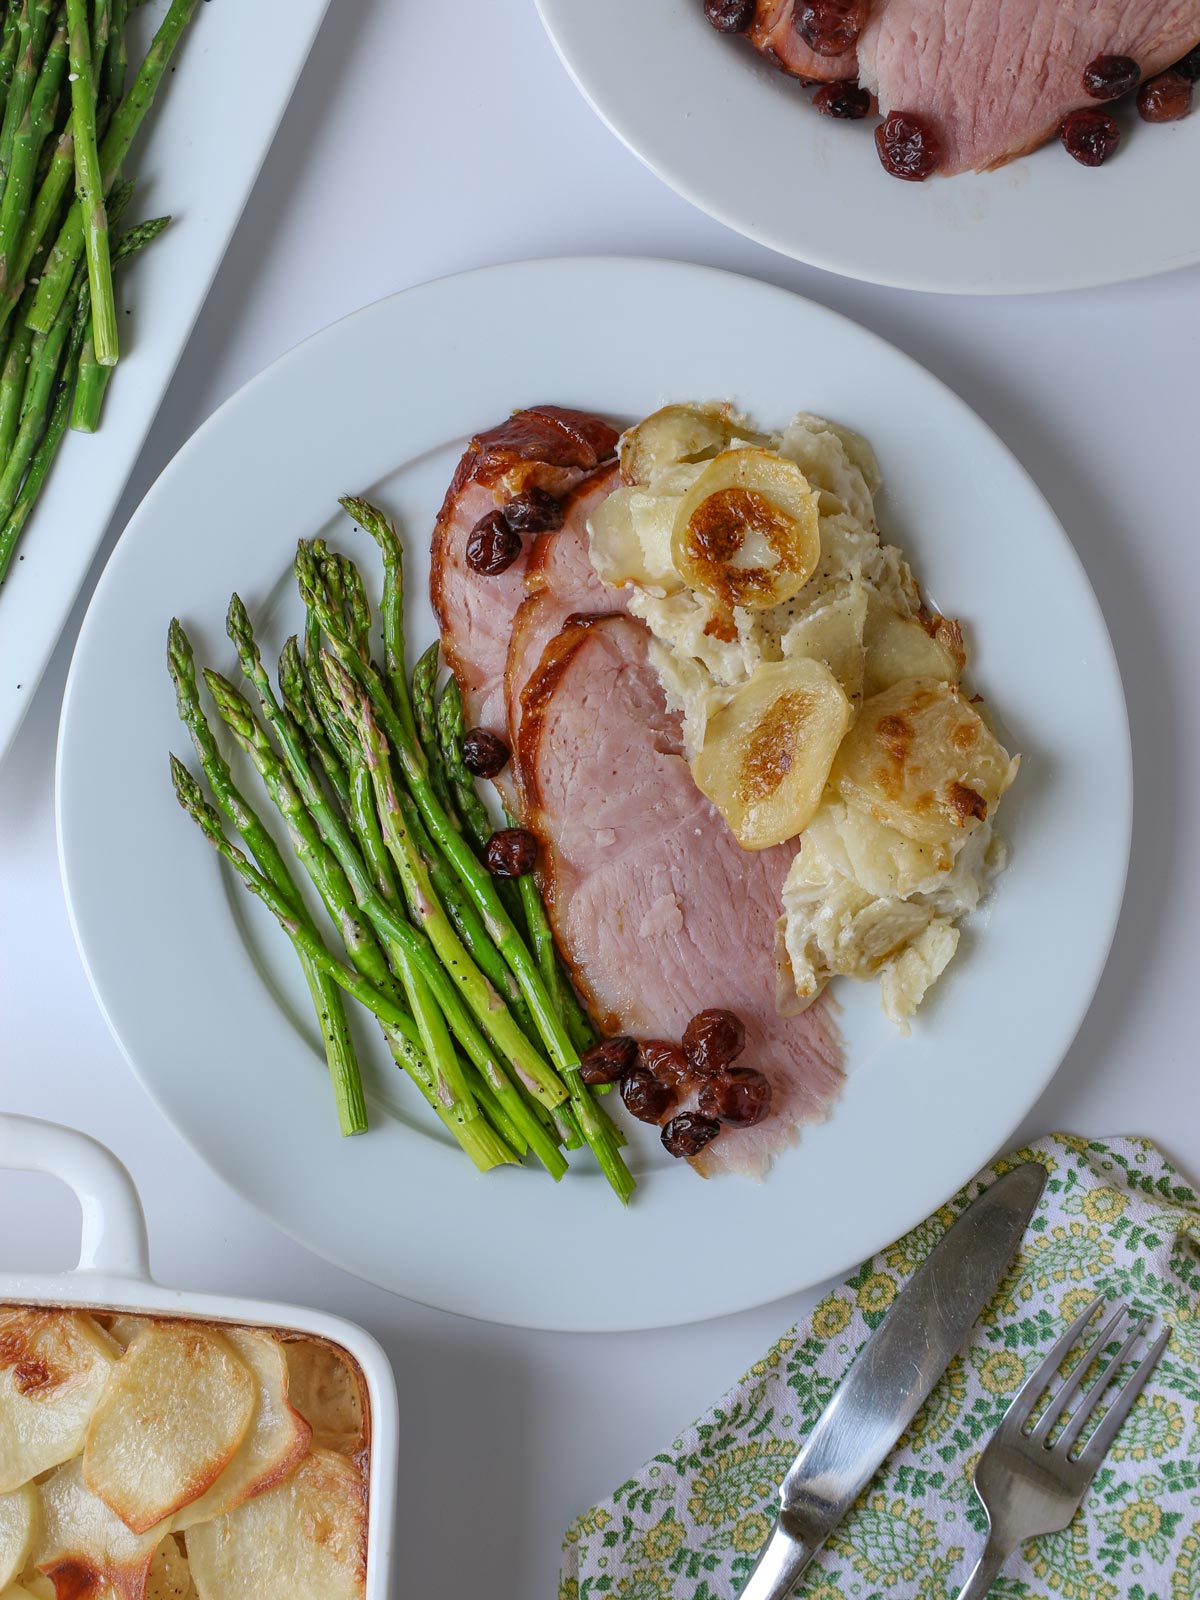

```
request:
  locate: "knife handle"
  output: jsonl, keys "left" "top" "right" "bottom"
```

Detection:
{"left": 735, "top": 1514, "right": 817, "bottom": 1600}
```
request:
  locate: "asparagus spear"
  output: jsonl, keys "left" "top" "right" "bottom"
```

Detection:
{"left": 0, "top": 121, "right": 71, "bottom": 334}
{"left": 0, "top": 15, "right": 66, "bottom": 298}
{"left": 226, "top": 593, "right": 569, "bottom": 1117}
{"left": 166, "top": 621, "right": 368, "bottom": 1137}
{"left": 0, "top": 204, "right": 160, "bottom": 585}
{"left": 29, "top": 0, "right": 199, "bottom": 335}
{"left": 101, "top": 0, "right": 125, "bottom": 104}
{"left": 64, "top": 0, "right": 116, "bottom": 365}
{"left": 0, "top": 0, "right": 55, "bottom": 193}
{"left": 69, "top": 209, "right": 170, "bottom": 433}
{"left": 0, "top": 11, "right": 23, "bottom": 133}
{"left": 296, "top": 539, "right": 633, "bottom": 1200}
{"left": 411, "top": 642, "right": 458, "bottom": 817}
{"left": 338, "top": 494, "right": 418, "bottom": 745}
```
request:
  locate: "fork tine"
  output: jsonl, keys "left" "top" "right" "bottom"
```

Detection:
{"left": 1057, "top": 1314, "right": 1150, "bottom": 1453}
{"left": 1028, "top": 1303, "right": 1127, "bottom": 1445}
{"left": 1076, "top": 1324, "right": 1171, "bottom": 1468}
{"left": 1005, "top": 1295, "right": 1106, "bottom": 1430}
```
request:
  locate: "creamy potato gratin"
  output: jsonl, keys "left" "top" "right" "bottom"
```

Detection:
{"left": 587, "top": 404, "right": 1018, "bottom": 1029}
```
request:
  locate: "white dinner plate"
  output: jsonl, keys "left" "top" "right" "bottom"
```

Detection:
{"left": 535, "top": 0, "right": 1200, "bottom": 294}
{"left": 0, "top": 0, "right": 332, "bottom": 765}
{"left": 57, "top": 258, "right": 1130, "bottom": 1331}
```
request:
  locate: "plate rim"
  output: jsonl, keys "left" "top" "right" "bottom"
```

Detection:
{"left": 56, "top": 255, "right": 1133, "bottom": 1330}
{"left": 533, "top": 0, "right": 1200, "bottom": 296}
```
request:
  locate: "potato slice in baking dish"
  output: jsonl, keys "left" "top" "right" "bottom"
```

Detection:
{"left": 145, "top": 1536, "right": 194, "bottom": 1600}
{"left": 281, "top": 1339, "right": 366, "bottom": 1456}
{"left": 185, "top": 1448, "right": 367, "bottom": 1600}
{"left": 692, "top": 657, "right": 852, "bottom": 850}
{"left": 30, "top": 1458, "right": 163, "bottom": 1598}
{"left": 0, "top": 1310, "right": 119, "bottom": 1494}
{"left": 83, "top": 1324, "right": 255, "bottom": 1534}
{"left": 0, "top": 1484, "right": 37, "bottom": 1589}
{"left": 834, "top": 677, "right": 1017, "bottom": 849}
{"left": 172, "top": 1330, "right": 310, "bottom": 1530}
{"left": 672, "top": 449, "right": 821, "bottom": 614}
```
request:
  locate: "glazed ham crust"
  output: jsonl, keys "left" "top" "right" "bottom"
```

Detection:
{"left": 749, "top": 0, "right": 859, "bottom": 82}
{"left": 515, "top": 614, "right": 844, "bottom": 1177}
{"left": 858, "top": 0, "right": 1200, "bottom": 174}
{"left": 430, "top": 407, "right": 618, "bottom": 735}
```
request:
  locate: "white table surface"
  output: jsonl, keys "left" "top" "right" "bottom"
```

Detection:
{"left": 1, "top": 2, "right": 1197, "bottom": 1595}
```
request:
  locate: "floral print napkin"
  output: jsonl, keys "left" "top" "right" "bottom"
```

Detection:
{"left": 560, "top": 1135, "right": 1200, "bottom": 1600}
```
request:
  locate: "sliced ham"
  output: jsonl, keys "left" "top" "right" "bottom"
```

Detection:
{"left": 504, "top": 462, "right": 625, "bottom": 756}
{"left": 749, "top": 0, "right": 859, "bottom": 83}
{"left": 515, "top": 613, "right": 844, "bottom": 1177}
{"left": 858, "top": 0, "right": 1200, "bottom": 174}
{"left": 430, "top": 406, "right": 618, "bottom": 734}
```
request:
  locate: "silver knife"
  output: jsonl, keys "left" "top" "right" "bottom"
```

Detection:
{"left": 738, "top": 1161, "right": 1046, "bottom": 1600}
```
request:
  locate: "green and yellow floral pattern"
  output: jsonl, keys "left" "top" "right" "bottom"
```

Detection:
{"left": 561, "top": 1136, "right": 1200, "bottom": 1600}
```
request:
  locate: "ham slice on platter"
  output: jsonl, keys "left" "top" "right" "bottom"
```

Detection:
{"left": 430, "top": 407, "right": 844, "bottom": 1178}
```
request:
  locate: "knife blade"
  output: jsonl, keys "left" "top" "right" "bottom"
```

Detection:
{"left": 737, "top": 1161, "right": 1046, "bottom": 1600}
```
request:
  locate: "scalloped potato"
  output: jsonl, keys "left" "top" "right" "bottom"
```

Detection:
{"left": 587, "top": 402, "right": 1017, "bottom": 1026}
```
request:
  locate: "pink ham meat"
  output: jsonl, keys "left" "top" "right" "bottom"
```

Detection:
{"left": 430, "top": 406, "right": 619, "bottom": 736}
{"left": 858, "top": 0, "right": 1200, "bottom": 174}
{"left": 504, "top": 461, "right": 625, "bottom": 756}
{"left": 749, "top": 0, "right": 858, "bottom": 83}
{"left": 516, "top": 613, "right": 844, "bottom": 1177}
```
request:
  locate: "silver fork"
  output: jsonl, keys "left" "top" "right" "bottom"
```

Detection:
{"left": 955, "top": 1296, "right": 1170, "bottom": 1600}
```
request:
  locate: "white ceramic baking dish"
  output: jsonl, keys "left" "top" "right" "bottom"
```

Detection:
{"left": 0, "top": 1112, "right": 398, "bottom": 1597}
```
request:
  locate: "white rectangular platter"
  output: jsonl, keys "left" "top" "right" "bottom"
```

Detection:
{"left": 0, "top": 0, "right": 334, "bottom": 763}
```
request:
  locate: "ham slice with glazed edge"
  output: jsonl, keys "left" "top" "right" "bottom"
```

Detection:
{"left": 515, "top": 613, "right": 844, "bottom": 1177}
{"left": 430, "top": 406, "right": 619, "bottom": 736}
{"left": 858, "top": 0, "right": 1200, "bottom": 174}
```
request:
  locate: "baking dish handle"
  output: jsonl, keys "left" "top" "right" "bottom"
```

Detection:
{"left": 0, "top": 1114, "right": 152, "bottom": 1282}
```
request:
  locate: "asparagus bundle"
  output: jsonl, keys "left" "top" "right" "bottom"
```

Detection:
{"left": 168, "top": 500, "right": 636, "bottom": 1204}
{"left": 0, "top": 0, "right": 201, "bottom": 593}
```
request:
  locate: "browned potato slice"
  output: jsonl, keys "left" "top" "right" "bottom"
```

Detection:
{"left": 672, "top": 450, "right": 821, "bottom": 614}
{"left": 834, "top": 677, "right": 1017, "bottom": 849}
{"left": 281, "top": 1339, "right": 366, "bottom": 1457}
{"left": 692, "top": 657, "right": 852, "bottom": 849}
{"left": 173, "top": 1331, "right": 310, "bottom": 1529}
{"left": 861, "top": 592, "right": 964, "bottom": 698}
{"left": 185, "top": 1448, "right": 366, "bottom": 1600}
{"left": 83, "top": 1324, "right": 255, "bottom": 1534}
{"left": 146, "top": 1535, "right": 194, "bottom": 1600}
{"left": 31, "top": 1460, "right": 162, "bottom": 1597}
{"left": 0, "top": 1484, "right": 37, "bottom": 1588}
{"left": 0, "top": 1311, "right": 118, "bottom": 1493}
{"left": 619, "top": 403, "right": 750, "bottom": 486}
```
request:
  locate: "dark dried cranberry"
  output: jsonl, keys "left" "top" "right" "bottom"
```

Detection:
{"left": 1082, "top": 54, "right": 1140, "bottom": 100}
{"left": 1173, "top": 45, "right": 1200, "bottom": 84}
{"left": 682, "top": 1009, "right": 746, "bottom": 1077}
{"left": 465, "top": 510, "right": 522, "bottom": 576}
{"left": 703, "top": 0, "right": 756, "bottom": 32}
{"left": 462, "top": 728, "right": 511, "bottom": 778}
{"left": 813, "top": 80, "right": 871, "bottom": 118}
{"left": 794, "top": 0, "right": 865, "bottom": 56}
{"left": 620, "top": 1066, "right": 677, "bottom": 1124}
{"left": 484, "top": 827, "right": 537, "bottom": 877}
{"left": 502, "top": 488, "right": 564, "bottom": 534}
{"left": 578, "top": 1036, "right": 638, "bottom": 1086}
{"left": 639, "top": 1040, "right": 691, "bottom": 1089}
{"left": 1059, "top": 107, "right": 1121, "bottom": 165}
{"left": 661, "top": 1113, "right": 721, "bottom": 1159}
{"left": 698, "top": 1066, "right": 773, "bottom": 1127}
{"left": 1137, "top": 70, "right": 1192, "bottom": 122}
{"left": 875, "top": 111, "right": 941, "bottom": 180}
